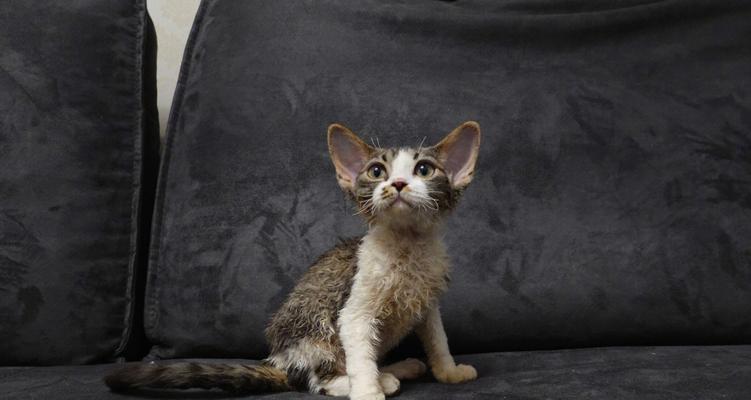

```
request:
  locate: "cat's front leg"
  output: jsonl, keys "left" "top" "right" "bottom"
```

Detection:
{"left": 338, "top": 292, "right": 384, "bottom": 400}
{"left": 416, "top": 305, "right": 477, "bottom": 384}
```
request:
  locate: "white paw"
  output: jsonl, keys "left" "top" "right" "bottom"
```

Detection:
{"left": 322, "top": 386, "right": 349, "bottom": 397}
{"left": 397, "top": 358, "right": 427, "bottom": 379}
{"left": 433, "top": 363, "right": 477, "bottom": 384}
{"left": 378, "top": 372, "right": 401, "bottom": 396}
{"left": 350, "top": 392, "right": 386, "bottom": 400}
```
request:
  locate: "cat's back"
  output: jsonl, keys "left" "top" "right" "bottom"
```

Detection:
{"left": 297, "top": 237, "right": 361, "bottom": 291}
{"left": 266, "top": 238, "right": 361, "bottom": 352}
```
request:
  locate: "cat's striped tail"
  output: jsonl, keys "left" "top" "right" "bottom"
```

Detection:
{"left": 104, "top": 362, "right": 292, "bottom": 394}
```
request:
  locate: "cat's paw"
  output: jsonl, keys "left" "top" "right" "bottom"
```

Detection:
{"left": 433, "top": 363, "right": 477, "bottom": 384}
{"left": 378, "top": 372, "right": 401, "bottom": 396}
{"left": 350, "top": 392, "right": 386, "bottom": 400}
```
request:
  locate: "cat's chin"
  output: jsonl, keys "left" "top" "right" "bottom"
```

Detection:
{"left": 391, "top": 197, "right": 412, "bottom": 210}
{"left": 384, "top": 197, "right": 421, "bottom": 214}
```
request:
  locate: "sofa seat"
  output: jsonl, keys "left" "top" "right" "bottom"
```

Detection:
{"left": 2, "top": 345, "right": 749, "bottom": 399}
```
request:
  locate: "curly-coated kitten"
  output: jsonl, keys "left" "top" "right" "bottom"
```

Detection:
{"left": 105, "top": 121, "right": 481, "bottom": 400}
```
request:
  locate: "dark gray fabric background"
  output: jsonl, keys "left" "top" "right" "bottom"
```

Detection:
{"left": 146, "top": 0, "right": 751, "bottom": 360}
{"left": 4, "top": 346, "right": 751, "bottom": 399}
{"left": 0, "top": 0, "right": 159, "bottom": 365}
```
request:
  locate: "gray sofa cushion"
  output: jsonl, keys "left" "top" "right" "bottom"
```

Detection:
{"left": 2, "top": 346, "right": 751, "bottom": 399}
{"left": 0, "top": 0, "right": 159, "bottom": 364}
{"left": 146, "top": 0, "right": 751, "bottom": 360}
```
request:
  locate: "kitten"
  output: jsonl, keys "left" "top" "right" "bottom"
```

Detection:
{"left": 105, "top": 121, "right": 481, "bottom": 400}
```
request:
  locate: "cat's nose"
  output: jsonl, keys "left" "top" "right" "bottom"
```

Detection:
{"left": 392, "top": 180, "right": 408, "bottom": 192}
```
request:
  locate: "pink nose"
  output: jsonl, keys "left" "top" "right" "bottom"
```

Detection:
{"left": 392, "top": 181, "right": 407, "bottom": 192}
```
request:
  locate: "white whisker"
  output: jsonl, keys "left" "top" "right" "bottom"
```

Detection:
{"left": 417, "top": 136, "right": 427, "bottom": 152}
{"left": 353, "top": 196, "right": 376, "bottom": 216}
{"left": 404, "top": 192, "right": 440, "bottom": 211}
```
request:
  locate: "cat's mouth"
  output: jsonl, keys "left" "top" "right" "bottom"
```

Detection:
{"left": 389, "top": 195, "right": 414, "bottom": 209}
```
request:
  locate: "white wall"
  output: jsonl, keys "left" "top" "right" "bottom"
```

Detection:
{"left": 147, "top": 0, "right": 202, "bottom": 136}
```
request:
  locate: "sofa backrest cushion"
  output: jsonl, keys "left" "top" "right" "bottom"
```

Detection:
{"left": 146, "top": 0, "right": 751, "bottom": 359}
{"left": 0, "top": 0, "right": 159, "bottom": 365}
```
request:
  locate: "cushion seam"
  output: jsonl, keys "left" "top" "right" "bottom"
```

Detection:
{"left": 144, "top": 0, "right": 213, "bottom": 356}
{"left": 114, "top": 0, "right": 147, "bottom": 359}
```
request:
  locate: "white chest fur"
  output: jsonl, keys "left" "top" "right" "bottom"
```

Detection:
{"left": 343, "top": 225, "right": 450, "bottom": 355}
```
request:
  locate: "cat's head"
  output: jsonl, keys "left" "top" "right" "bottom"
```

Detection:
{"left": 327, "top": 121, "right": 480, "bottom": 227}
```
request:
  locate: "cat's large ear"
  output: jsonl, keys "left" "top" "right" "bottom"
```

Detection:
{"left": 433, "top": 121, "right": 481, "bottom": 189}
{"left": 328, "top": 123, "right": 374, "bottom": 192}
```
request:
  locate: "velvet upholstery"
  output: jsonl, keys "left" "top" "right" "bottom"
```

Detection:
{"left": 2, "top": 346, "right": 751, "bottom": 399}
{"left": 0, "top": 0, "right": 159, "bottom": 365}
{"left": 145, "top": 0, "right": 751, "bottom": 360}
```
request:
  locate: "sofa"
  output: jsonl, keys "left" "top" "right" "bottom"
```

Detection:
{"left": 1, "top": 0, "right": 750, "bottom": 399}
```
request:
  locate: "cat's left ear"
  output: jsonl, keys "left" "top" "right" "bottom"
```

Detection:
{"left": 328, "top": 123, "right": 374, "bottom": 192}
{"left": 433, "top": 121, "right": 481, "bottom": 189}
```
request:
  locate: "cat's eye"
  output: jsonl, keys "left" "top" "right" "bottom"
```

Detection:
{"left": 367, "top": 163, "right": 387, "bottom": 179}
{"left": 414, "top": 162, "right": 434, "bottom": 178}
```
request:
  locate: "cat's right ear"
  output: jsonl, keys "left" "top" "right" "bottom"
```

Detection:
{"left": 327, "top": 123, "right": 373, "bottom": 192}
